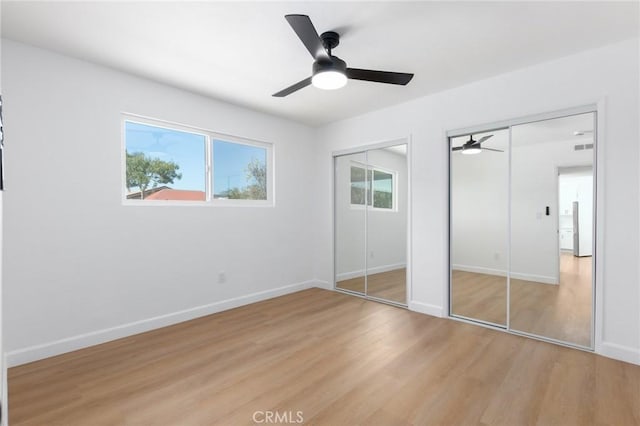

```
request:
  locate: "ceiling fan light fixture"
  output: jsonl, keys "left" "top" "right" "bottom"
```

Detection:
{"left": 312, "top": 70, "right": 347, "bottom": 90}
{"left": 311, "top": 57, "right": 347, "bottom": 90}
{"left": 461, "top": 146, "right": 482, "bottom": 155}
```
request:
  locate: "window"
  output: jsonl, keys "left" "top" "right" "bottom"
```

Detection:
{"left": 350, "top": 163, "right": 395, "bottom": 210}
{"left": 372, "top": 169, "right": 393, "bottom": 209}
{"left": 123, "top": 116, "right": 272, "bottom": 205}
{"left": 125, "top": 121, "right": 206, "bottom": 201}
{"left": 213, "top": 140, "right": 267, "bottom": 200}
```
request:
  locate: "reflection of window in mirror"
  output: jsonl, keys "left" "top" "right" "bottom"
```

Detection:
{"left": 349, "top": 162, "right": 396, "bottom": 210}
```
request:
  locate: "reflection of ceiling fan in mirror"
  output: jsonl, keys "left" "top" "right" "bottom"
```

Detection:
{"left": 452, "top": 134, "right": 503, "bottom": 155}
{"left": 128, "top": 128, "right": 167, "bottom": 150}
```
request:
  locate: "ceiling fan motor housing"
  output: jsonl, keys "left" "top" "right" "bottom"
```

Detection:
{"left": 320, "top": 31, "right": 340, "bottom": 51}
{"left": 313, "top": 56, "right": 346, "bottom": 76}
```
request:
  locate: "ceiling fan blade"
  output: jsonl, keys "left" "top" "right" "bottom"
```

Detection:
{"left": 285, "top": 15, "right": 330, "bottom": 61}
{"left": 346, "top": 68, "right": 414, "bottom": 85}
{"left": 481, "top": 147, "right": 504, "bottom": 152}
{"left": 451, "top": 146, "right": 464, "bottom": 151}
{"left": 272, "top": 76, "right": 312, "bottom": 97}
{"left": 477, "top": 135, "right": 494, "bottom": 144}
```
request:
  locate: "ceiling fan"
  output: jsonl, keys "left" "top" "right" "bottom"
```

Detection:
{"left": 452, "top": 135, "right": 503, "bottom": 155}
{"left": 273, "top": 14, "right": 414, "bottom": 97}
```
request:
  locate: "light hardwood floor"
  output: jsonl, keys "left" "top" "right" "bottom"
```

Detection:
{"left": 452, "top": 253, "right": 592, "bottom": 346}
{"left": 9, "top": 288, "right": 639, "bottom": 425}
{"left": 337, "top": 268, "right": 406, "bottom": 304}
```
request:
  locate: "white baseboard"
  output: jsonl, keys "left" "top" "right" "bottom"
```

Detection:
{"left": 599, "top": 341, "right": 640, "bottom": 366}
{"left": 409, "top": 301, "right": 443, "bottom": 318}
{"left": 6, "top": 280, "right": 315, "bottom": 367}
{"left": 336, "top": 263, "right": 406, "bottom": 281}
{"left": 311, "top": 280, "right": 332, "bottom": 290}
{"left": 452, "top": 264, "right": 558, "bottom": 285}
{"left": 510, "top": 272, "right": 558, "bottom": 285}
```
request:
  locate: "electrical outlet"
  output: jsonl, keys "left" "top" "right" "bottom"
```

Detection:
{"left": 370, "top": 251, "right": 374, "bottom": 258}
{"left": 494, "top": 252, "right": 500, "bottom": 261}
{"left": 218, "top": 272, "right": 226, "bottom": 284}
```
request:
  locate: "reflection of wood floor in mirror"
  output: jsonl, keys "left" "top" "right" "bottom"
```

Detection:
{"left": 452, "top": 253, "right": 592, "bottom": 347}
{"left": 336, "top": 268, "right": 406, "bottom": 304}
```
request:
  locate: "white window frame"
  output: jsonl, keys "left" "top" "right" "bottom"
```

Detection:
{"left": 210, "top": 134, "right": 273, "bottom": 207}
{"left": 121, "top": 114, "right": 274, "bottom": 207}
{"left": 349, "top": 160, "right": 397, "bottom": 212}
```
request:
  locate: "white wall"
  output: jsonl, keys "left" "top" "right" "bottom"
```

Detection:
{"left": 335, "top": 148, "right": 407, "bottom": 279}
{"left": 314, "top": 38, "right": 640, "bottom": 364}
{"left": 451, "top": 130, "right": 509, "bottom": 276}
{"left": 510, "top": 138, "right": 593, "bottom": 283}
{"left": 1, "top": 40, "right": 317, "bottom": 365}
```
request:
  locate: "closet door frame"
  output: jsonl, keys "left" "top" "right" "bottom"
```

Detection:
{"left": 332, "top": 136, "right": 412, "bottom": 308}
{"left": 447, "top": 102, "right": 603, "bottom": 352}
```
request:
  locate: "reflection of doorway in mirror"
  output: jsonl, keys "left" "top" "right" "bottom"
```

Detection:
{"left": 558, "top": 168, "right": 593, "bottom": 257}
{"left": 509, "top": 111, "right": 595, "bottom": 347}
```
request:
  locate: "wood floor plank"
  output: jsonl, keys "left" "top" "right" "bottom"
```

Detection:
{"left": 9, "top": 288, "right": 640, "bottom": 425}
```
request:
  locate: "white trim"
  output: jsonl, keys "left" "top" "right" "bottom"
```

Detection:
{"left": 593, "top": 99, "right": 605, "bottom": 358}
{"left": 507, "top": 125, "right": 512, "bottom": 329}
{"left": 336, "top": 263, "right": 406, "bottom": 281}
{"left": 409, "top": 301, "right": 444, "bottom": 318}
{"left": 452, "top": 264, "right": 558, "bottom": 285}
{"left": 445, "top": 129, "right": 453, "bottom": 317}
{"left": 599, "top": 342, "right": 640, "bottom": 366}
{"left": 448, "top": 103, "right": 601, "bottom": 351}
{"left": 332, "top": 136, "right": 411, "bottom": 306}
{"left": 6, "top": 280, "right": 315, "bottom": 367}
{"left": 449, "top": 314, "right": 506, "bottom": 330}
{"left": 364, "top": 150, "right": 369, "bottom": 296}
{"left": 507, "top": 272, "right": 559, "bottom": 285}
{"left": 332, "top": 137, "right": 409, "bottom": 158}
{"left": 311, "top": 280, "right": 333, "bottom": 290}
{"left": 406, "top": 134, "right": 413, "bottom": 310}
{"left": 447, "top": 104, "right": 599, "bottom": 138}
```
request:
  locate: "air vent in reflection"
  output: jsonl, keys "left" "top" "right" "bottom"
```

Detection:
{"left": 574, "top": 144, "right": 594, "bottom": 151}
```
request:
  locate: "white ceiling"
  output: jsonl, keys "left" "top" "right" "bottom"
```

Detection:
{"left": 1, "top": 2, "right": 637, "bottom": 126}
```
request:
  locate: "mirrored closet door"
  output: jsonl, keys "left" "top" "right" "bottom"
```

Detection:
{"left": 450, "top": 129, "right": 509, "bottom": 326}
{"left": 450, "top": 111, "right": 596, "bottom": 349}
{"left": 509, "top": 113, "right": 595, "bottom": 347}
{"left": 334, "top": 143, "right": 408, "bottom": 306}
{"left": 335, "top": 152, "right": 367, "bottom": 296}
